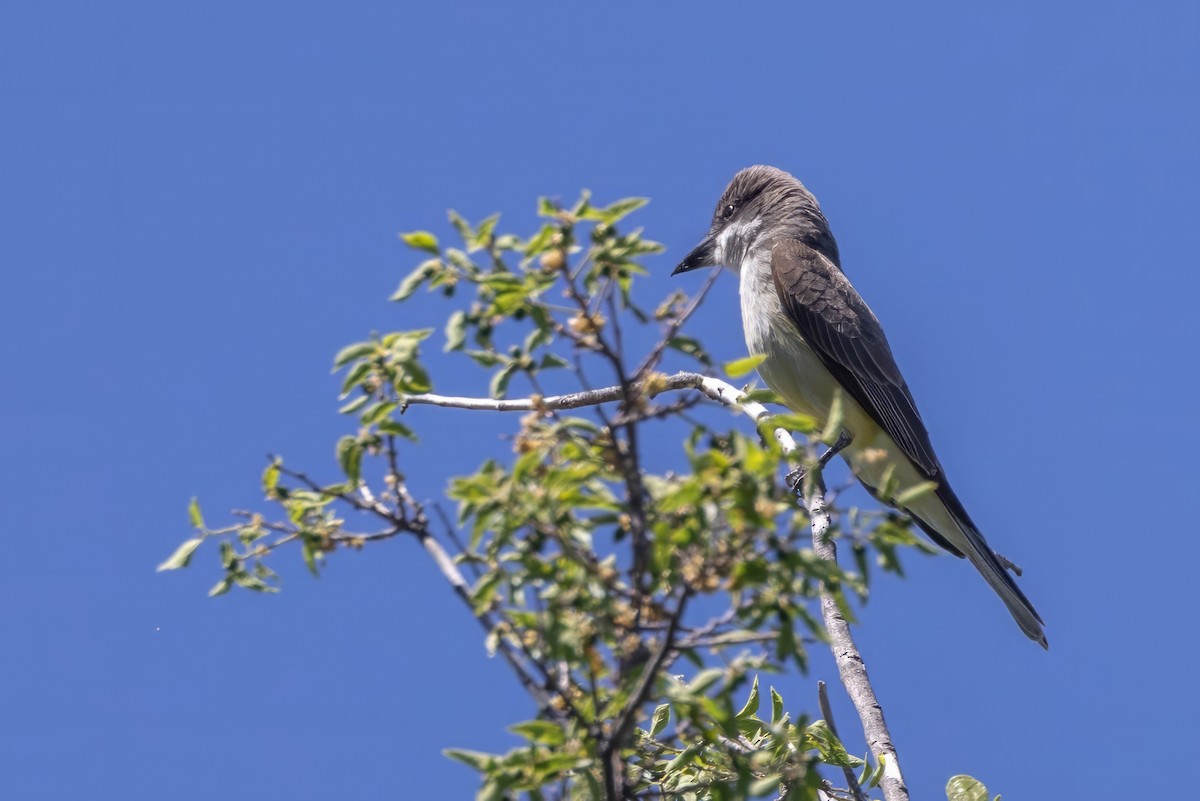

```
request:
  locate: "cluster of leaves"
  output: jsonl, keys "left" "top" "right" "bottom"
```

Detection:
{"left": 159, "top": 192, "right": 977, "bottom": 800}
{"left": 447, "top": 670, "right": 893, "bottom": 801}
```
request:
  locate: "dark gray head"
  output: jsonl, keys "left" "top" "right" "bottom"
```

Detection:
{"left": 673, "top": 165, "right": 840, "bottom": 275}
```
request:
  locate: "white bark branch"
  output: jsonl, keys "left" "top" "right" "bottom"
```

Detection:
{"left": 805, "top": 459, "right": 909, "bottom": 801}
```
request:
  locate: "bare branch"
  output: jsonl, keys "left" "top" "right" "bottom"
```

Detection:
{"left": 402, "top": 371, "right": 794, "bottom": 444}
{"left": 803, "top": 447, "right": 909, "bottom": 801}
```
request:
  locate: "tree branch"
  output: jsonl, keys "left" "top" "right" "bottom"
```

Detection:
{"left": 402, "top": 371, "right": 795, "bottom": 450}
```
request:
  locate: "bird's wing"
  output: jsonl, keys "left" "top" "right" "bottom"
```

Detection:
{"left": 771, "top": 239, "right": 1046, "bottom": 644}
{"left": 770, "top": 238, "right": 941, "bottom": 479}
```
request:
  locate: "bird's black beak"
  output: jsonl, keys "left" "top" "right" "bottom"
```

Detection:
{"left": 672, "top": 235, "right": 717, "bottom": 276}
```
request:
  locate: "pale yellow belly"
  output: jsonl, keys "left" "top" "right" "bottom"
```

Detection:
{"left": 738, "top": 265, "right": 944, "bottom": 517}
{"left": 753, "top": 333, "right": 944, "bottom": 518}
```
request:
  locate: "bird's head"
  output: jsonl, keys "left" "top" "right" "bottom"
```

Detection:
{"left": 673, "top": 165, "right": 836, "bottom": 275}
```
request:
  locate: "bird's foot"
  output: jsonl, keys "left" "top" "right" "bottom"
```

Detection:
{"left": 819, "top": 430, "right": 854, "bottom": 468}
{"left": 787, "top": 430, "right": 854, "bottom": 496}
{"left": 785, "top": 466, "right": 807, "bottom": 494}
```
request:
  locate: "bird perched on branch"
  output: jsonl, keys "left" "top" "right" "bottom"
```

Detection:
{"left": 674, "top": 165, "right": 1046, "bottom": 647}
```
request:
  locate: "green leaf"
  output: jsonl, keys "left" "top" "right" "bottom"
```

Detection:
{"left": 187, "top": 498, "right": 205, "bottom": 530}
{"left": 666, "top": 335, "right": 712, "bottom": 366}
{"left": 688, "top": 668, "right": 725, "bottom": 694}
{"left": 740, "top": 387, "right": 780, "bottom": 404}
{"left": 157, "top": 538, "right": 203, "bottom": 571}
{"left": 470, "top": 571, "right": 502, "bottom": 614}
{"left": 649, "top": 703, "right": 670, "bottom": 737}
{"left": 471, "top": 213, "right": 499, "bottom": 251}
{"left": 590, "top": 196, "right": 649, "bottom": 224}
{"left": 302, "top": 540, "right": 320, "bottom": 577}
{"left": 748, "top": 775, "right": 782, "bottom": 796}
{"left": 447, "top": 209, "right": 472, "bottom": 242}
{"left": 208, "top": 577, "right": 233, "bottom": 597}
{"left": 489, "top": 363, "right": 518, "bottom": 399}
{"left": 770, "top": 687, "right": 785, "bottom": 724}
{"left": 384, "top": 328, "right": 435, "bottom": 359}
{"left": 390, "top": 260, "right": 439, "bottom": 302}
{"left": 399, "top": 360, "right": 432, "bottom": 393}
{"left": 523, "top": 223, "right": 557, "bottom": 257}
{"left": 769, "top": 413, "right": 818, "bottom": 434}
{"left": 338, "top": 395, "right": 370, "bottom": 415}
{"left": 361, "top": 401, "right": 398, "bottom": 425}
{"left": 895, "top": 480, "right": 939, "bottom": 506}
{"left": 736, "top": 675, "right": 760, "bottom": 719}
{"left": 445, "top": 310, "right": 468, "bottom": 352}
{"left": 332, "top": 341, "right": 377, "bottom": 369}
{"left": 494, "top": 233, "right": 521, "bottom": 251}
{"left": 807, "top": 720, "right": 864, "bottom": 768}
{"left": 946, "top": 775, "right": 990, "bottom": 801}
{"left": 219, "top": 540, "right": 236, "bottom": 569}
{"left": 477, "top": 780, "right": 504, "bottom": 801}
{"left": 508, "top": 720, "right": 565, "bottom": 746}
{"left": 860, "top": 755, "right": 886, "bottom": 789}
{"left": 261, "top": 461, "right": 280, "bottom": 493}
{"left": 467, "top": 350, "right": 505, "bottom": 368}
{"left": 443, "top": 748, "right": 496, "bottom": 771}
{"left": 378, "top": 419, "right": 418, "bottom": 441}
{"left": 731, "top": 558, "right": 770, "bottom": 590}
{"left": 399, "top": 230, "right": 439, "bottom": 254}
{"left": 820, "top": 387, "right": 846, "bottom": 444}
{"left": 569, "top": 189, "right": 592, "bottom": 217}
{"left": 233, "top": 571, "right": 275, "bottom": 592}
{"left": 724, "top": 354, "right": 767, "bottom": 379}
{"left": 339, "top": 361, "right": 373, "bottom": 396}
{"left": 336, "top": 435, "right": 362, "bottom": 484}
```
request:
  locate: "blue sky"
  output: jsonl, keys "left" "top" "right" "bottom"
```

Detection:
{"left": 2, "top": 2, "right": 1198, "bottom": 799}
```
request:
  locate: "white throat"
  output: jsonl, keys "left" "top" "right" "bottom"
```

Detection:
{"left": 713, "top": 218, "right": 761, "bottom": 271}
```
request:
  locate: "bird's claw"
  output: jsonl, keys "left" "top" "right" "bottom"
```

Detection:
{"left": 786, "top": 466, "right": 806, "bottom": 494}
{"left": 819, "top": 430, "right": 854, "bottom": 468}
{"left": 787, "top": 430, "right": 854, "bottom": 496}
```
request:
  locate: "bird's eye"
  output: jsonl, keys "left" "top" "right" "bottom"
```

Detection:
{"left": 722, "top": 203, "right": 736, "bottom": 220}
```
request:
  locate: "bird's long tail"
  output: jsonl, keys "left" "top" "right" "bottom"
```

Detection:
{"left": 909, "top": 483, "right": 1048, "bottom": 649}
{"left": 956, "top": 525, "right": 1047, "bottom": 649}
{"left": 843, "top": 437, "right": 1047, "bottom": 647}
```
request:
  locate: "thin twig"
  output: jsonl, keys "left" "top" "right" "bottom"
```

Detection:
{"left": 422, "top": 533, "right": 545, "bottom": 708}
{"left": 633, "top": 267, "right": 722, "bottom": 381}
{"left": 604, "top": 588, "right": 692, "bottom": 799}
{"left": 818, "top": 681, "right": 869, "bottom": 801}
{"left": 433, "top": 502, "right": 484, "bottom": 580}
{"left": 273, "top": 461, "right": 593, "bottom": 730}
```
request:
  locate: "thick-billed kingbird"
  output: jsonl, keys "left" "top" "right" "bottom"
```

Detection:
{"left": 674, "top": 165, "right": 1046, "bottom": 647}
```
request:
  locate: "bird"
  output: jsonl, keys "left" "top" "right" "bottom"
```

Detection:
{"left": 673, "top": 165, "right": 1046, "bottom": 647}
